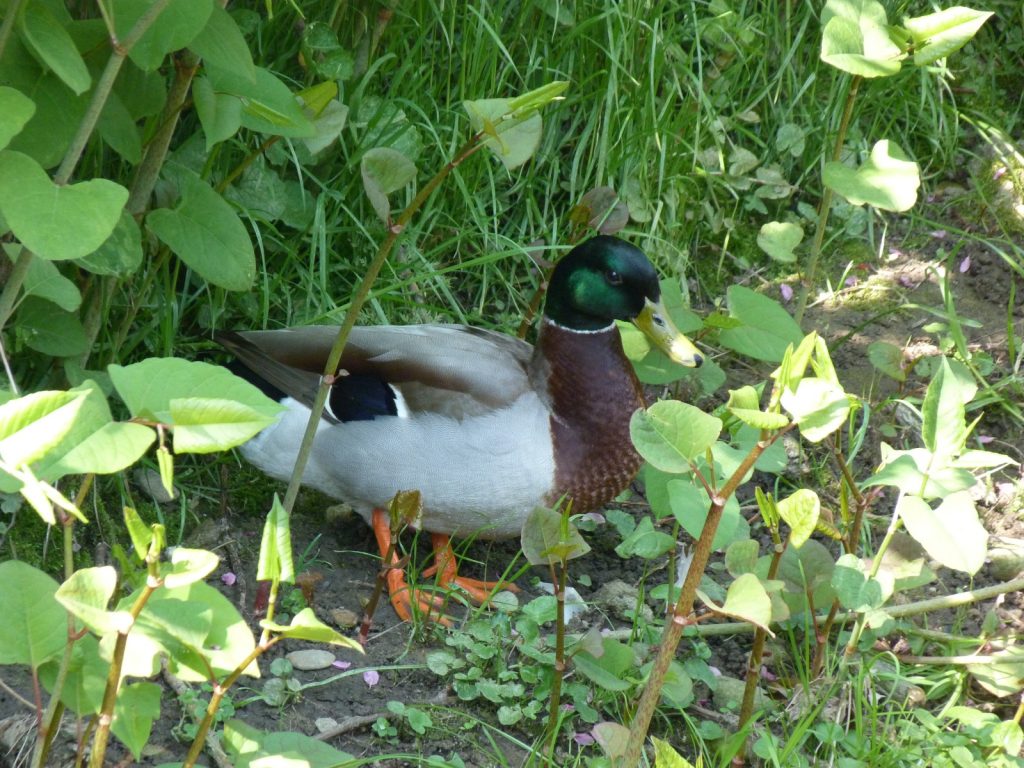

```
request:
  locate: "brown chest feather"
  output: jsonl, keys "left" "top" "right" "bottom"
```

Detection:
{"left": 536, "top": 323, "right": 646, "bottom": 513}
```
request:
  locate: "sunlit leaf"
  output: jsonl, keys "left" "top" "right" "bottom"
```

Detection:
{"left": 757, "top": 221, "right": 804, "bottom": 263}
{"left": 823, "top": 140, "right": 920, "bottom": 212}
{"left": 903, "top": 7, "right": 993, "bottom": 66}
{"left": 898, "top": 493, "right": 986, "bottom": 575}
{"left": 0, "top": 561, "right": 66, "bottom": 669}
{"left": 630, "top": 401, "right": 722, "bottom": 473}
{"left": 820, "top": 0, "right": 902, "bottom": 77}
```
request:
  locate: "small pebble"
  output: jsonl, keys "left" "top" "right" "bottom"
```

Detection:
{"left": 329, "top": 608, "right": 360, "bottom": 629}
{"left": 315, "top": 718, "right": 339, "bottom": 734}
{"left": 286, "top": 649, "right": 336, "bottom": 671}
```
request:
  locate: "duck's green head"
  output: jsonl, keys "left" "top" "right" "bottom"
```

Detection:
{"left": 545, "top": 235, "right": 703, "bottom": 367}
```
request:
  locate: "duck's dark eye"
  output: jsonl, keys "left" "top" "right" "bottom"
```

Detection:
{"left": 606, "top": 269, "right": 623, "bottom": 286}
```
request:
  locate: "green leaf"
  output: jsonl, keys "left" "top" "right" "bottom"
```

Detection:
{"left": 76, "top": 210, "right": 144, "bottom": 277}
{"left": 258, "top": 495, "right": 294, "bottom": 583}
{"left": 360, "top": 147, "right": 417, "bottom": 224}
{"left": 55, "top": 566, "right": 133, "bottom": 635}
{"left": 725, "top": 539, "right": 760, "bottom": 577}
{"left": 171, "top": 397, "right": 281, "bottom": 454}
{"left": 0, "top": 388, "right": 88, "bottom": 468}
{"left": 0, "top": 561, "right": 66, "bottom": 669}
{"left": 0, "top": 86, "right": 36, "bottom": 150}
{"left": 780, "top": 377, "right": 850, "bottom": 442}
{"left": 206, "top": 64, "right": 316, "bottom": 138}
{"left": 777, "top": 489, "right": 820, "bottom": 548}
{"left": 921, "top": 356, "right": 972, "bottom": 460}
{"left": 630, "top": 400, "right": 722, "bottom": 473}
{"left": 111, "top": 681, "right": 160, "bottom": 760}
{"left": 188, "top": 3, "right": 256, "bottom": 81}
{"left": 865, "top": 448, "right": 976, "bottom": 500}
{"left": 898, "top": 493, "right": 986, "bottom": 575}
{"left": 109, "top": 358, "right": 282, "bottom": 445}
{"left": 223, "top": 719, "right": 355, "bottom": 768}
{"left": 757, "top": 221, "right": 803, "bottom": 263}
{"left": 22, "top": 256, "right": 81, "bottom": 311}
{"left": 831, "top": 552, "right": 887, "bottom": 611}
{"left": 0, "top": 150, "right": 128, "bottom": 260}
{"left": 968, "top": 647, "right": 1024, "bottom": 699}
{"left": 193, "top": 76, "right": 243, "bottom": 149}
{"left": 718, "top": 285, "right": 804, "bottom": 362}
{"left": 903, "top": 7, "right": 993, "bottom": 66}
{"left": 303, "top": 98, "right": 348, "bottom": 155}
{"left": 698, "top": 573, "right": 773, "bottom": 634}
{"left": 775, "top": 123, "right": 806, "bottom": 157}
{"left": 652, "top": 736, "right": 697, "bottom": 768}
{"left": 820, "top": 0, "right": 903, "bottom": 77}
{"left": 97, "top": 91, "right": 142, "bottom": 163}
{"left": 161, "top": 547, "right": 219, "bottom": 588}
{"left": 867, "top": 340, "right": 906, "bottom": 381}
{"left": 521, "top": 505, "right": 590, "bottom": 565}
{"left": 572, "top": 637, "right": 634, "bottom": 692}
{"left": 123, "top": 506, "right": 154, "bottom": 559}
{"left": 300, "top": 22, "right": 355, "bottom": 81}
{"left": 45, "top": 421, "right": 155, "bottom": 477}
{"left": 614, "top": 516, "right": 674, "bottom": 559}
{"left": 115, "top": 0, "right": 213, "bottom": 72}
{"left": 823, "top": 140, "right": 921, "bottom": 212}
{"left": 593, "top": 721, "right": 630, "bottom": 764}
{"left": 260, "top": 608, "right": 363, "bottom": 652}
{"left": 19, "top": 2, "right": 91, "bottom": 94}
{"left": 146, "top": 169, "right": 255, "bottom": 291}
{"left": 726, "top": 386, "right": 789, "bottom": 430}
{"left": 39, "top": 633, "right": 105, "bottom": 715}
{"left": 16, "top": 296, "right": 89, "bottom": 356}
{"left": 463, "top": 97, "right": 543, "bottom": 170}
{"left": 666, "top": 479, "right": 748, "bottom": 552}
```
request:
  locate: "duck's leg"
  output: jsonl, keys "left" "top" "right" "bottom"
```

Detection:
{"left": 423, "top": 533, "right": 519, "bottom": 604}
{"left": 370, "top": 508, "right": 451, "bottom": 626}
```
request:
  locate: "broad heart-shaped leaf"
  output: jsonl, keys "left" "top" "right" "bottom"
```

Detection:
{"left": 922, "top": 356, "right": 974, "bottom": 461}
{"left": 39, "top": 633, "right": 106, "bottom": 715}
{"left": 360, "top": 147, "right": 417, "bottom": 224}
{"left": 868, "top": 340, "right": 906, "bottom": 381}
{"left": 781, "top": 377, "right": 851, "bottom": 442}
{"left": 0, "top": 150, "right": 128, "bottom": 260}
{"left": 260, "top": 608, "right": 363, "bottom": 652}
{"left": 698, "top": 573, "right": 773, "bottom": 634}
{"left": 592, "top": 722, "right": 630, "bottom": 763}
{"left": 0, "top": 86, "right": 36, "bottom": 149}
{"left": 823, "top": 140, "right": 920, "bottom": 212}
{"left": 757, "top": 221, "right": 804, "bottom": 263}
{"left": 107, "top": 596, "right": 214, "bottom": 681}
{"left": 630, "top": 400, "right": 722, "bottom": 473}
{"left": 521, "top": 504, "right": 590, "bottom": 565}
{"left": 19, "top": 2, "right": 91, "bottom": 94}
{"left": 146, "top": 169, "right": 255, "bottom": 290}
{"left": 820, "top": 0, "right": 902, "bottom": 77}
{"left": 55, "top": 566, "right": 133, "bottom": 636}
{"left": 111, "top": 681, "right": 160, "bottom": 760}
{"left": 777, "top": 489, "right": 820, "bottom": 548}
{"left": 831, "top": 552, "right": 888, "bottom": 611}
{"left": 15, "top": 296, "right": 89, "bottom": 356}
{"left": 0, "top": 561, "right": 66, "bottom": 669}
{"left": 904, "top": 7, "right": 993, "bottom": 66}
{"left": 115, "top": 0, "right": 213, "bottom": 72}
{"left": 258, "top": 494, "right": 295, "bottom": 583}
{"left": 463, "top": 97, "right": 543, "bottom": 170}
{"left": 76, "top": 210, "right": 144, "bottom": 277}
{"left": 97, "top": 89, "right": 142, "bottom": 164}
{"left": 109, "top": 358, "right": 283, "bottom": 448}
{"left": 718, "top": 284, "right": 803, "bottom": 363}
{"left": 223, "top": 719, "right": 355, "bottom": 768}
{"left": 898, "top": 492, "right": 986, "bottom": 575}
{"left": 22, "top": 256, "right": 81, "bottom": 311}
{"left": 44, "top": 421, "right": 155, "bottom": 479}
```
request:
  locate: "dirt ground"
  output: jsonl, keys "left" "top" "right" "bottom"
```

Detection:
{"left": 2, "top": 195, "right": 1023, "bottom": 767}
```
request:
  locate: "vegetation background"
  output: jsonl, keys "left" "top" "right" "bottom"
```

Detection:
{"left": 1, "top": 0, "right": 1023, "bottom": 766}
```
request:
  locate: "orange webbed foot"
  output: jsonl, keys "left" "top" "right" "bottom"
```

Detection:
{"left": 371, "top": 509, "right": 452, "bottom": 626}
{"left": 423, "top": 533, "right": 520, "bottom": 605}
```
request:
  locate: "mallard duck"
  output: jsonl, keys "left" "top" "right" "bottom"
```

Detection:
{"left": 218, "top": 235, "right": 702, "bottom": 622}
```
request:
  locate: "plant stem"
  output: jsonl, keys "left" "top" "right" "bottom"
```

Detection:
{"left": 622, "top": 433, "right": 775, "bottom": 766}
{"left": 795, "top": 75, "right": 861, "bottom": 325}
{"left": 547, "top": 559, "right": 567, "bottom": 757}
{"left": 738, "top": 540, "right": 783, "bottom": 738}
{"left": 279, "top": 136, "right": 486, "bottom": 517}
{"left": 0, "top": 248, "right": 33, "bottom": 331}
{"left": 88, "top": 581, "right": 157, "bottom": 768}
{"left": 182, "top": 641, "right": 275, "bottom": 768}
{"left": 0, "top": 0, "right": 25, "bottom": 63}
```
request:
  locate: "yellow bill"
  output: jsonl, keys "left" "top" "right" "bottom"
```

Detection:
{"left": 634, "top": 297, "right": 703, "bottom": 368}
